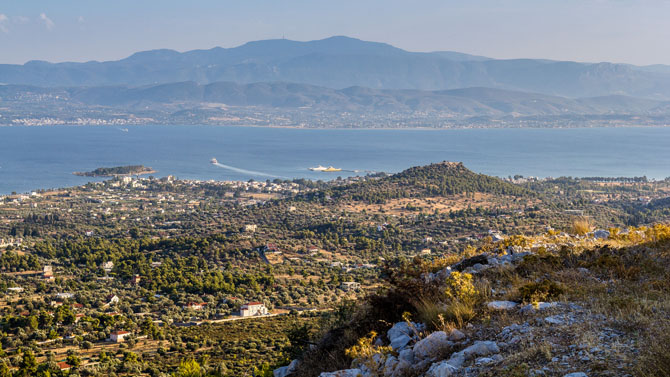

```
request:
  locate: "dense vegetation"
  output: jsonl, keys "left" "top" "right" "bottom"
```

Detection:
{"left": 1, "top": 162, "right": 669, "bottom": 376}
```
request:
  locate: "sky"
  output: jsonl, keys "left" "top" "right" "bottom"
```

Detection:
{"left": 1, "top": 0, "right": 670, "bottom": 66}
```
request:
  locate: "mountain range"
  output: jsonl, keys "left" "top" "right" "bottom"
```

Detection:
{"left": 4, "top": 82, "right": 670, "bottom": 117}
{"left": 3, "top": 36, "right": 670, "bottom": 100}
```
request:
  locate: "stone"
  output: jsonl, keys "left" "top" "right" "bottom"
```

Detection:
{"left": 446, "top": 351, "right": 465, "bottom": 368}
{"left": 319, "top": 369, "right": 363, "bottom": 377}
{"left": 593, "top": 230, "right": 610, "bottom": 239}
{"left": 274, "top": 359, "right": 299, "bottom": 377}
{"left": 413, "top": 331, "right": 452, "bottom": 360}
{"left": 391, "top": 360, "right": 411, "bottom": 377}
{"left": 390, "top": 334, "right": 412, "bottom": 350}
{"left": 383, "top": 355, "right": 398, "bottom": 377}
{"left": 475, "top": 357, "right": 495, "bottom": 365}
{"left": 398, "top": 348, "right": 414, "bottom": 364}
{"left": 519, "top": 302, "right": 558, "bottom": 314}
{"left": 425, "top": 360, "right": 459, "bottom": 377}
{"left": 448, "top": 329, "right": 466, "bottom": 341}
{"left": 387, "top": 322, "right": 412, "bottom": 342}
{"left": 487, "top": 301, "right": 518, "bottom": 310}
{"left": 387, "top": 322, "right": 418, "bottom": 350}
{"left": 545, "top": 316, "right": 565, "bottom": 325}
{"left": 462, "top": 341, "right": 500, "bottom": 358}
{"left": 563, "top": 373, "right": 588, "bottom": 377}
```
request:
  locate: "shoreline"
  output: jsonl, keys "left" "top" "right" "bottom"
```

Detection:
{"left": 2, "top": 123, "right": 670, "bottom": 131}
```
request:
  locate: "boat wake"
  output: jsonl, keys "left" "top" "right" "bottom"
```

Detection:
{"left": 213, "top": 162, "right": 279, "bottom": 178}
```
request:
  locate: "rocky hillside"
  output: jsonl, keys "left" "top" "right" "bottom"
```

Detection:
{"left": 275, "top": 224, "right": 670, "bottom": 377}
{"left": 315, "top": 162, "right": 532, "bottom": 204}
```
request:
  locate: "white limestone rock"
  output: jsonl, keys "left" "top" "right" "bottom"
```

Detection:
{"left": 448, "top": 329, "right": 466, "bottom": 341}
{"left": 487, "top": 301, "right": 518, "bottom": 310}
{"left": 425, "top": 360, "right": 458, "bottom": 377}
{"left": 462, "top": 340, "right": 500, "bottom": 358}
{"left": 413, "top": 331, "right": 452, "bottom": 360}
{"left": 319, "top": 369, "right": 363, "bottom": 377}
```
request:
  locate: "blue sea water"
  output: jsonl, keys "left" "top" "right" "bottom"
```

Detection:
{"left": 0, "top": 125, "right": 669, "bottom": 194}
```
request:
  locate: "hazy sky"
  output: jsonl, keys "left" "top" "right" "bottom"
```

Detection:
{"left": 1, "top": 0, "right": 669, "bottom": 65}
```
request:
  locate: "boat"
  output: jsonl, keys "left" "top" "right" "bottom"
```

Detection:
{"left": 210, "top": 158, "right": 218, "bottom": 164}
{"left": 310, "top": 165, "right": 343, "bottom": 172}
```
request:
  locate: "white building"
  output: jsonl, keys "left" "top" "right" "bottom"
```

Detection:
{"left": 102, "top": 261, "right": 114, "bottom": 272}
{"left": 340, "top": 282, "right": 361, "bottom": 292}
{"left": 240, "top": 302, "right": 269, "bottom": 317}
{"left": 109, "top": 331, "right": 130, "bottom": 343}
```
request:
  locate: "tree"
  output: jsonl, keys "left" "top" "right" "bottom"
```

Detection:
{"left": 66, "top": 354, "right": 81, "bottom": 368}
{"left": 17, "top": 349, "right": 38, "bottom": 377}
{"left": 174, "top": 358, "right": 202, "bottom": 377}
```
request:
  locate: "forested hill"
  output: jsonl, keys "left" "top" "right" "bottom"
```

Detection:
{"left": 312, "top": 162, "right": 531, "bottom": 204}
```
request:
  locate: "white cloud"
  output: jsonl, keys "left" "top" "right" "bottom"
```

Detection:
{"left": 40, "top": 12, "right": 54, "bottom": 30}
{"left": 0, "top": 14, "right": 8, "bottom": 33}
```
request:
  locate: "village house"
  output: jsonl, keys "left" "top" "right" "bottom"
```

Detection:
{"left": 183, "top": 302, "right": 207, "bottom": 310}
{"left": 102, "top": 261, "right": 114, "bottom": 272}
{"left": 243, "top": 224, "right": 257, "bottom": 233}
{"left": 106, "top": 294, "right": 120, "bottom": 306}
{"left": 42, "top": 265, "right": 54, "bottom": 280}
{"left": 109, "top": 330, "right": 131, "bottom": 343}
{"left": 340, "top": 281, "right": 361, "bottom": 292}
{"left": 131, "top": 274, "right": 141, "bottom": 285}
{"left": 7, "top": 287, "right": 24, "bottom": 294}
{"left": 240, "top": 302, "right": 269, "bottom": 317}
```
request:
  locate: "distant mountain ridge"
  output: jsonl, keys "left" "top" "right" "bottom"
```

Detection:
{"left": 3, "top": 81, "right": 669, "bottom": 117}
{"left": 2, "top": 36, "right": 670, "bottom": 99}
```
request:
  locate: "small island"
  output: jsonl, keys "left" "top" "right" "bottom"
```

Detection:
{"left": 74, "top": 165, "right": 156, "bottom": 177}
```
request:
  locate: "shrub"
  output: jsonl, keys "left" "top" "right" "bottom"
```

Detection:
{"left": 345, "top": 331, "right": 392, "bottom": 374}
{"left": 572, "top": 218, "right": 592, "bottom": 235}
{"left": 445, "top": 272, "right": 477, "bottom": 304}
{"left": 518, "top": 279, "right": 566, "bottom": 303}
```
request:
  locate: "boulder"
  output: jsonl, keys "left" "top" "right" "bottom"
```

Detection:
{"left": 425, "top": 360, "right": 458, "bottom": 377}
{"left": 413, "top": 331, "right": 452, "bottom": 360}
{"left": 487, "top": 301, "right": 518, "bottom": 310}
{"left": 319, "top": 369, "right": 363, "bottom": 377}
{"left": 383, "top": 355, "right": 398, "bottom": 377}
{"left": 593, "top": 230, "right": 610, "bottom": 239}
{"left": 398, "top": 348, "right": 414, "bottom": 364}
{"left": 446, "top": 351, "right": 465, "bottom": 368}
{"left": 448, "top": 329, "right": 466, "bottom": 341}
{"left": 519, "top": 302, "right": 559, "bottom": 314}
{"left": 462, "top": 341, "right": 500, "bottom": 358}
{"left": 274, "top": 359, "right": 299, "bottom": 377}
{"left": 387, "top": 322, "right": 418, "bottom": 350}
{"left": 544, "top": 315, "right": 564, "bottom": 325}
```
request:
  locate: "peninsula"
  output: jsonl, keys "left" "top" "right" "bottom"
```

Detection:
{"left": 73, "top": 165, "right": 156, "bottom": 177}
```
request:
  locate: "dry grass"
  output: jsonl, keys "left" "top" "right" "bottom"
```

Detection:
{"left": 572, "top": 217, "right": 593, "bottom": 235}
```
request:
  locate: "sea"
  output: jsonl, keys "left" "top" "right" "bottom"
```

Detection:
{"left": 1, "top": 125, "right": 669, "bottom": 195}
